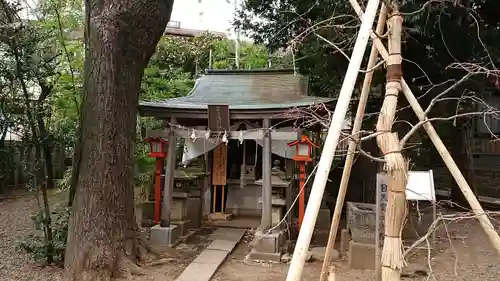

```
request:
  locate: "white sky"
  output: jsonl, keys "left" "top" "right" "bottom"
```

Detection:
{"left": 171, "top": 0, "right": 236, "bottom": 34}
{"left": 19, "top": 0, "right": 239, "bottom": 37}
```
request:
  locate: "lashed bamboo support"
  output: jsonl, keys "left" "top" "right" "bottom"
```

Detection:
{"left": 319, "top": 5, "right": 388, "bottom": 281}
{"left": 349, "top": 0, "right": 500, "bottom": 258}
{"left": 376, "top": 5, "right": 407, "bottom": 281}
{"left": 285, "top": 1, "right": 381, "bottom": 280}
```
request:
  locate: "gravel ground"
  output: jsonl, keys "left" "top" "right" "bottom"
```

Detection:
{"left": 214, "top": 218, "right": 500, "bottom": 281}
{"left": 0, "top": 190, "right": 209, "bottom": 281}
{"left": 0, "top": 191, "right": 66, "bottom": 281}
{"left": 2, "top": 190, "right": 500, "bottom": 281}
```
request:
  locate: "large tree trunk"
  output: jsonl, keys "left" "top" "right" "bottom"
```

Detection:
{"left": 64, "top": 1, "right": 174, "bottom": 280}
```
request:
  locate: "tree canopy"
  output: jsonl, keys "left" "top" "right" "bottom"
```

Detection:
{"left": 235, "top": 0, "right": 500, "bottom": 98}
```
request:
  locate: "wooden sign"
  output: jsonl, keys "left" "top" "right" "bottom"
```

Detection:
{"left": 208, "top": 104, "right": 229, "bottom": 186}
{"left": 212, "top": 144, "right": 228, "bottom": 186}
{"left": 208, "top": 104, "right": 230, "bottom": 137}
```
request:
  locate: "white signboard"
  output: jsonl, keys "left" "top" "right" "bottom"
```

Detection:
{"left": 376, "top": 170, "right": 436, "bottom": 204}
{"left": 375, "top": 170, "right": 437, "bottom": 265}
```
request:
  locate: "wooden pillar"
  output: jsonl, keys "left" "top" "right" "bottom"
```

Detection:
{"left": 261, "top": 118, "right": 272, "bottom": 230}
{"left": 298, "top": 162, "right": 306, "bottom": 230}
{"left": 161, "top": 117, "right": 177, "bottom": 227}
{"left": 154, "top": 158, "right": 164, "bottom": 225}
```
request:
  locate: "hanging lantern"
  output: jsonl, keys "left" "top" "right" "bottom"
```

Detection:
{"left": 145, "top": 137, "right": 168, "bottom": 158}
{"left": 288, "top": 135, "right": 318, "bottom": 163}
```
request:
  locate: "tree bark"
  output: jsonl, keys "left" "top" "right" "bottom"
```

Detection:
{"left": 64, "top": 1, "right": 173, "bottom": 280}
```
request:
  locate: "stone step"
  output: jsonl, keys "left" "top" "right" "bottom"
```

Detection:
{"left": 175, "top": 228, "right": 246, "bottom": 281}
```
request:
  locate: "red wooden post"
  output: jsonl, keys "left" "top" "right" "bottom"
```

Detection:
{"left": 287, "top": 135, "right": 318, "bottom": 231}
{"left": 298, "top": 162, "right": 307, "bottom": 230}
{"left": 154, "top": 158, "right": 163, "bottom": 225}
{"left": 144, "top": 137, "right": 168, "bottom": 225}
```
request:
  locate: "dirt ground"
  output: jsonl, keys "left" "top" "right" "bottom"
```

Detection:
{"left": 213, "top": 217, "right": 500, "bottom": 281}
{"left": 0, "top": 189, "right": 209, "bottom": 281}
{"left": 1, "top": 190, "right": 500, "bottom": 281}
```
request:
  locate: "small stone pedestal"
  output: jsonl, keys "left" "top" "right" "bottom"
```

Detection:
{"left": 258, "top": 196, "right": 286, "bottom": 227}
{"left": 172, "top": 192, "right": 191, "bottom": 236}
{"left": 348, "top": 240, "right": 376, "bottom": 270}
{"left": 140, "top": 201, "right": 155, "bottom": 227}
{"left": 150, "top": 225, "right": 180, "bottom": 248}
{"left": 186, "top": 190, "right": 202, "bottom": 230}
{"left": 247, "top": 231, "right": 286, "bottom": 262}
{"left": 316, "top": 208, "right": 332, "bottom": 229}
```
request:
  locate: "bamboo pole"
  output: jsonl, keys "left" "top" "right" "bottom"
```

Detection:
{"left": 285, "top": 1, "right": 381, "bottom": 280}
{"left": 318, "top": 5, "right": 388, "bottom": 281}
{"left": 349, "top": 0, "right": 500, "bottom": 258}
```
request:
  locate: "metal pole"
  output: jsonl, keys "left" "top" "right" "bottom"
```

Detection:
{"left": 209, "top": 49, "right": 213, "bottom": 70}
{"left": 285, "top": 1, "right": 381, "bottom": 280}
{"left": 234, "top": 0, "right": 240, "bottom": 69}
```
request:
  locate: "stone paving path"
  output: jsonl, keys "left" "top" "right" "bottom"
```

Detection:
{"left": 175, "top": 228, "right": 246, "bottom": 281}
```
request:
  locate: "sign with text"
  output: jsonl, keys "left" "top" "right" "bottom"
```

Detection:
{"left": 208, "top": 104, "right": 230, "bottom": 137}
{"left": 376, "top": 170, "right": 436, "bottom": 208}
{"left": 212, "top": 144, "right": 228, "bottom": 186}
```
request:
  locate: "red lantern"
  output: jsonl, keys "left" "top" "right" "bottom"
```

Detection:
{"left": 145, "top": 137, "right": 168, "bottom": 158}
{"left": 144, "top": 137, "right": 168, "bottom": 225}
{"left": 288, "top": 135, "right": 318, "bottom": 162}
{"left": 288, "top": 135, "right": 319, "bottom": 230}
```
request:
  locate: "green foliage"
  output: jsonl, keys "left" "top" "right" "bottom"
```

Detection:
{"left": 56, "top": 166, "right": 72, "bottom": 191}
{"left": 4, "top": 1, "right": 298, "bottom": 264}
{"left": 235, "top": 0, "right": 500, "bottom": 98}
{"left": 20, "top": 206, "right": 70, "bottom": 263}
{"left": 141, "top": 68, "right": 194, "bottom": 101}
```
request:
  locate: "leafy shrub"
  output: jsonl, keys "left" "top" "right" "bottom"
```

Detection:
{"left": 20, "top": 206, "right": 70, "bottom": 263}
{"left": 56, "top": 167, "right": 72, "bottom": 191}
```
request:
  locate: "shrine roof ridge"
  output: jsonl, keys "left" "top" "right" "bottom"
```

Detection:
{"left": 139, "top": 69, "right": 334, "bottom": 114}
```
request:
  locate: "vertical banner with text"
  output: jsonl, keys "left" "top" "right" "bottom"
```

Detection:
{"left": 208, "top": 104, "right": 230, "bottom": 186}
{"left": 212, "top": 144, "right": 227, "bottom": 185}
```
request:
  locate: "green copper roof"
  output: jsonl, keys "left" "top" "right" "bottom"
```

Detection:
{"left": 139, "top": 69, "right": 333, "bottom": 110}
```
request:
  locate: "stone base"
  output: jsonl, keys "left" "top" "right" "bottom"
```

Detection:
{"left": 150, "top": 225, "right": 180, "bottom": 248}
{"left": 208, "top": 212, "right": 233, "bottom": 221}
{"left": 309, "top": 247, "right": 340, "bottom": 261}
{"left": 253, "top": 231, "right": 286, "bottom": 253}
{"left": 271, "top": 207, "right": 284, "bottom": 228}
{"left": 247, "top": 231, "right": 287, "bottom": 262}
{"left": 172, "top": 197, "right": 188, "bottom": 221}
{"left": 340, "top": 229, "right": 351, "bottom": 257}
{"left": 172, "top": 220, "right": 191, "bottom": 236}
{"left": 186, "top": 197, "right": 202, "bottom": 230}
{"left": 316, "top": 208, "right": 331, "bottom": 229}
{"left": 348, "top": 240, "right": 376, "bottom": 270}
{"left": 402, "top": 212, "right": 434, "bottom": 240}
{"left": 247, "top": 248, "right": 282, "bottom": 262}
{"left": 141, "top": 201, "right": 155, "bottom": 221}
